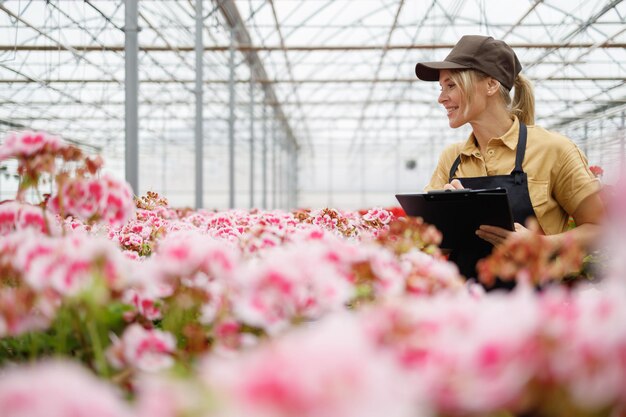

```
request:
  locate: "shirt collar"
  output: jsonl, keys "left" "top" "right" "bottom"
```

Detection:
{"left": 459, "top": 116, "right": 520, "bottom": 157}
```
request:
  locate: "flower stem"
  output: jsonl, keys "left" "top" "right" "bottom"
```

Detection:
{"left": 86, "top": 319, "right": 110, "bottom": 378}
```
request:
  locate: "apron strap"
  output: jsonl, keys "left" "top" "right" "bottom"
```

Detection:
{"left": 511, "top": 122, "right": 527, "bottom": 185}
{"left": 448, "top": 155, "right": 462, "bottom": 183}
{"left": 448, "top": 122, "right": 528, "bottom": 184}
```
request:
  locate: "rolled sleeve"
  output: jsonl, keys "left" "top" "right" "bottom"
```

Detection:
{"left": 553, "top": 145, "right": 602, "bottom": 215}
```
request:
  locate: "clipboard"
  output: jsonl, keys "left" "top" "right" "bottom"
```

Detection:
{"left": 395, "top": 188, "right": 514, "bottom": 249}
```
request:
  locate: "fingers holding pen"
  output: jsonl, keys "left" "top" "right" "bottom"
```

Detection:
{"left": 443, "top": 179, "right": 464, "bottom": 190}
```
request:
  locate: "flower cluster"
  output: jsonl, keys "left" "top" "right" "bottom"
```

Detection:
{"left": 48, "top": 174, "right": 135, "bottom": 227}
{"left": 203, "top": 314, "right": 421, "bottom": 417}
{"left": 0, "top": 361, "right": 132, "bottom": 417}
{"left": 0, "top": 201, "right": 59, "bottom": 236}
{"left": 362, "top": 281, "right": 626, "bottom": 417}
{"left": 106, "top": 324, "right": 177, "bottom": 373}
{"left": 477, "top": 219, "right": 584, "bottom": 287}
{"left": 0, "top": 130, "right": 134, "bottom": 228}
{"left": 0, "top": 131, "right": 67, "bottom": 160}
{"left": 0, "top": 230, "right": 132, "bottom": 337}
{"left": 0, "top": 131, "right": 83, "bottom": 200}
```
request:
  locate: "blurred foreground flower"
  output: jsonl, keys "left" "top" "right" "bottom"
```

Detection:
{"left": 477, "top": 219, "right": 584, "bottom": 287}
{"left": 107, "top": 324, "right": 176, "bottom": 373}
{"left": 0, "top": 361, "right": 132, "bottom": 417}
{"left": 203, "top": 314, "right": 423, "bottom": 417}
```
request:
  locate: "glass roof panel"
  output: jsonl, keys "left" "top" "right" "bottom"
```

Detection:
{"left": 0, "top": 0, "right": 624, "bottom": 208}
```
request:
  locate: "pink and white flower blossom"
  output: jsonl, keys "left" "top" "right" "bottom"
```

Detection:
{"left": 400, "top": 249, "right": 465, "bottom": 295}
{"left": 363, "top": 245, "right": 407, "bottom": 296}
{"left": 48, "top": 174, "right": 135, "bottom": 227}
{"left": 203, "top": 314, "right": 423, "bottom": 417}
{"left": 151, "top": 231, "right": 240, "bottom": 285}
{"left": 540, "top": 283, "right": 626, "bottom": 410}
{"left": 134, "top": 375, "right": 212, "bottom": 417}
{"left": 0, "top": 287, "right": 55, "bottom": 337}
{"left": 363, "top": 289, "right": 542, "bottom": 415}
{"left": 362, "top": 207, "right": 393, "bottom": 225}
{"left": 231, "top": 242, "right": 354, "bottom": 334}
{"left": 0, "top": 202, "right": 60, "bottom": 236}
{"left": 107, "top": 323, "right": 176, "bottom": 372}
{"left": 10, "top": 232, "right": 131, "bottom": 296}
{"left": 123, "top": 288, "right": 162, "bottom": 321}
{"left": 0, "top": 232, "right": 61, "bottom": 336}
{"left": 0, "top": 130, "right": 66, "bottom": 160}
{"left": 0, "top": 361, "right": 132, "bottom": 417}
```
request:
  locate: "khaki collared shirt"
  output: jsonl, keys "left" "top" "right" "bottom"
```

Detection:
{"left": 425, "top": 117, "right": 601, "bottom": 235}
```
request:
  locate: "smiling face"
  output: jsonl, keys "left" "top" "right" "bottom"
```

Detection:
{"left": 438, "top": 69, "right": 490, "bottom": 129}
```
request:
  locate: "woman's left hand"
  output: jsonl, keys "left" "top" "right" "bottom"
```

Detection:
{"left": 475, "top": 222, "right": 529, "bottom": 246}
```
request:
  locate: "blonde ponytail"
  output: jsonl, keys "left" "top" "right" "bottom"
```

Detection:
{"left": 511, "top": 74, "right": 535, "bottom": 125}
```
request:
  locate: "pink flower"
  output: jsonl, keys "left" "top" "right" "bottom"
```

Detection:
{"left": 0, "top": 131, "right": 66, "bottom": 161}
{"left": 134, "top": 375, "right": 212, "bottom": 417}
{"left": 362, "top": 207, "right": 393, "bottom": 225}
{"left": 364, "top": 245, "right": 407, "bottom": 296}
{"left": 48, "top": 174, "right": 135, "bottom": 227}
{"left": 123, "top": 288, "right": 162, "bottom": 321}
{"left": 151, "top": 231, "right": 239, "bottom": 285}
{"left": 0, "top": 202, "right": 60, "bottom": 236}
{"left": 204, "top": 314, "right": 421, "bottom": 417}
{"left": 0, "top": 361, "right": 132, "bottom": 417}
{"left": 541, "top": 284, "right": 626, "bottom": 410}
{"left": 363, "top": 290, "right": 542, "bottom": 415}
{"left": 11, "top": 232, "right": 131, "bottom": 296}
{"left": 0, "top": 232, "right": 62, "bottom": 336}
{"left": 0, "top": 287, "right": 54, "bottom": 337}
{"left": 107, "top": 324, "right": 176, "bottom": 372}
{"left": 232, "top": 242, "right": 353, "bottom": 334}
{"left": 400, "top": 249, "right": 465, "bottom": 295}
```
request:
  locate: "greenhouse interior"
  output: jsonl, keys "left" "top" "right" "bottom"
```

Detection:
{"left": 1, "top": 1, "right": 626, "bottom": 417}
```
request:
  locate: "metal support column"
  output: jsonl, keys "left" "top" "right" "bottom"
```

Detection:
{"left": 262, "top": 99, "right": 267, "bottom": 209}
{"left": 291, "top": 146, "right": 295, "bottom": 208}
{"left": 124, "top": 0, "right": 139, "bottom": 194}
{"left": 285, "top": 142, "right": 291, "bottom": 209}
{"left": 328, "top": 132, "right": 333, "bottom": 207}
{"left": 272, "top": 118, "right": 277, "bottom": 209}
{"left": 283, "top": 142, "right": 288, "bottom": 209}
{"left": 162, "top": 138, "right": 167, "bottom": 196}
{"left": 194, "top": 0, "right": 204, "bottom": 209}
{"left": 277, "top": 135, "right": 283, "bottom": 209}
{"left": 249, "top": 73, "right": 255, "bottom": 209}
{"left": 395, "top": 115, "right": 400, "bottom": 193}
{"left": 293, "top": 150, "right": 299, "bottom": 208}
{"left": 228, "top": 26, "right": 236, "bottom": 209}
{"left": 290, "top": 146, "right": 296, "bottom": 208}
{"left": 360, "top": 137, "right": 366, "bottom": 209}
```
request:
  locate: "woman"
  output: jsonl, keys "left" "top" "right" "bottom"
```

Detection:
{"left": 415, "top": 35, "right": 604, "bottom": 284}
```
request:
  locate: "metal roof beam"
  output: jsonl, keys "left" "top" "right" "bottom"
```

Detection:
{"left": 2, "top": 76, "right": 624, "bottom": 83}
{"left": 216, "top": 0, "right": 298, "bottom": 150}
{"left": 2, "top": 42, "right": 626, "bottom": 52}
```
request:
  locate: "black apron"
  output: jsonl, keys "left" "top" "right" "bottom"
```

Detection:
{"left": 447, "top": 123, "right": 537, "bottom": 290}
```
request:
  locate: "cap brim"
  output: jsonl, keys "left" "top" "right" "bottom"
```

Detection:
{"left": 415, "top": 61, "right": 471, "bottom": 81}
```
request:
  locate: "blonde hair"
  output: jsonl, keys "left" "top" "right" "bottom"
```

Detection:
{"left": 511, "top": 74, "right": 535, "bottom": 125}
{"left": 449, "top": 70, "right": 535, "bottom": 125}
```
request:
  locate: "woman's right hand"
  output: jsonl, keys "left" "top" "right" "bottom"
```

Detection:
{"left": 443, "top": 179, "right": 464, "bottom": 190}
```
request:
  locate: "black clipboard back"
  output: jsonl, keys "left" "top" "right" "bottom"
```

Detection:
{"left": 395, "top": 188, "right": 514, "bottom": 250}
